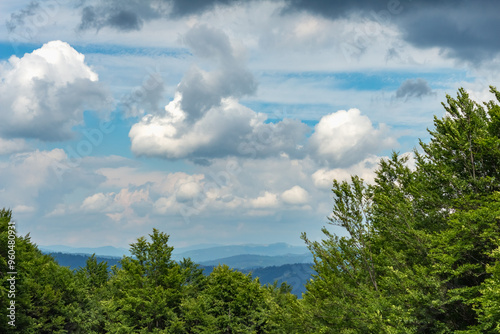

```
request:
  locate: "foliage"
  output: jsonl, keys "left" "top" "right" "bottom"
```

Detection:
{"left": 300, "top": 86, "right": 500, "bottom": 333}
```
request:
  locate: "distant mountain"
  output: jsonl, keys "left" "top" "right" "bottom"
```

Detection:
{"left": 249, "top": 263, "right": 315, "bottom": 297}
{"left": 47, "top": 252, "right": 122, "bottom": 270}
{"left": 200, "top": 263, "right": 315, "bottom": 297}
{"left": 38, "top": 242, "right": 308, "bottom": 261}
{"left": 172, "top": 243, "right": 309, "bottom": 263}
{"left": 38, "top": 245, "right": 129, "bottom": 257}
{"left": 199, "top": 253, "right": 314, "bottom": 269}
{"left": 172, "top": 243, "right": 222, "bottom": 253}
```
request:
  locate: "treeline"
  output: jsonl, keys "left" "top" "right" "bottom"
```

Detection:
{"left": 0, "top": 220, "right": 300, "bottom": 333}
{"left": 2, "top": 87, "right": 500, "bottom": 333}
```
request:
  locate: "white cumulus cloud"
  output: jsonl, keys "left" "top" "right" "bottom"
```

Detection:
{"left": 312, "top": 154, "right": 383, "bottom": 189}
{"left": 250, "top": 191, "right": 279, "bottom": 209}
{"left": 309, "top": 108, "right": 396, "bottom": 167}
{"left": 81, "top": 192, "right": 115, "bottom": 212}
{"left": 0, "top": 40, "right": 110, "bottom": 141}
{"left": 130, "top": 96, "right": 307, "bottom": 160}
{"left": 281, "top": 185, "right": 309, "bottom": 205}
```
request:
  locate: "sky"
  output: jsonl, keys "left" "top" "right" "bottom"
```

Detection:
{"left": 1, "top": 0, "right": 500, "bottom": 249}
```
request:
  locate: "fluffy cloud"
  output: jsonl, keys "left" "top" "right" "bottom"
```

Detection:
{"left": 281, "top": 185, "right": 309, "bottom": 205}
{"left": 81, "top": 192, "right": 115, "bottom": 212}
{"left": 175, "top": 181, "right": 202, "bottom": 203}
{"left": 250, "top": 191, "right": 279, "bottom": 209}
{"left": 309, "top": 108, "right": 396, "bottom": 167}
{"left": 0, "top": 40, "right": 110, "bottom": 141}
{"left": 311, "top": 152, "right": 416, "bottom": 189}
{"left": 0, "top": 138, "right": 28, "bottom": 155}
{"left": 129, "top": 25, "right": 308, "bottom": 160}
{"left": 0, "top": 149, "right": 105, "bottom": 215}
{"left": 312, "top": 155, "right": 383, "bottom": 189}
{"left": 130, "top": 96, "right": 307, "bottom": 160}
{"left": 80, "top": 188, "right": 149, "bottom": 214}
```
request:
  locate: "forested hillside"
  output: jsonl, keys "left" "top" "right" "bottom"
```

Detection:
{"left": 2, "top": 87, "right": 500, "bottom": 332}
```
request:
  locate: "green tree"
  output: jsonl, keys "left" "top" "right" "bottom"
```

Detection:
{"left": 301, "top": 86, "right": 500, "bottom": 333}
{"left": 182, "top": 264, "right": 277, "bottom": 333}
{"left": 0, "top": 208, "right": 88, "bottom": 334}
{"left": 300, "top": 176, "right": 390, "bottom": 333}
{"left": 101, "top": 229, "right": 185, "bottom": 333}
{"left": 72, "top": 254, "right": 110, "bottom": 333}
{"left": 419, "top": 87, "right": 500, "bottom": 330}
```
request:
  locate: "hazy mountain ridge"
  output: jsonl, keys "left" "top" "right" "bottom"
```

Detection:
{"left": 171, "top": 242, "right": 309, "bottom": 262}
{"left": 199, "top": 253, "right": 313, "bottom": 269}
{"left": 40, "top": 242, "right": 309, "bottom": 262}
{"left": 201, "top": 263, "right": 316, "bottom": 296}
{"left": 39, "top": 245, "right": 130, "bottom": 257}
{"left": 48, "top": 252, "right": 122, "bottom": 269}
{"left": 248, "top": 263, "right": 315, "bottom": 296}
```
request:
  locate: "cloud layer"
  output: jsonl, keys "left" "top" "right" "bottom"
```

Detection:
{"left": 7, "top": 0, "right": 500, "bottom": 64}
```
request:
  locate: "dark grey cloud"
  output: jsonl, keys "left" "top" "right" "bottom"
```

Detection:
{"left": 282, "top": 0, "right": 500, "bottom": 63}
{"left": 5, "top": 1, "right": 40, "bottom": 33}
{"left": 397, "top": 1, "right": 500, "bottom": 63}
{"left": 282, "top": 0, "right": 390, "bottom": 19}
{"left": 80, "top": 6, "right": 144, "bottom": 31}
{"left": 169, "top": 0, "right": 240, "bottom": 16}
{"left": 177, "top": 24, "right": 257, "bottom": 124}
{"left": 77, "top": 0, "right": 500, "bottom": 63}
{"left": 78, "top": 1, "right": 163, "bottom": 31}
{"left": 6, "top": 0, "right": 240, "bottom": 34}
{"left": 78, "top": 0, "right": 241, "bottom": 32}
{"left": 395, "top": 78, "right": 434, "bottom": 100}
{"left": 119, "top": 70, "right": 166, "bottom": 117}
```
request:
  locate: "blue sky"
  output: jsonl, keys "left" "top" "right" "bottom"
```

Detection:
{"left": 1, "top": 0, "right": 499, "bottom": 249}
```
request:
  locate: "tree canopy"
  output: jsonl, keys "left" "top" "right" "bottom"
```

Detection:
{"left": 301, "top": 86, "right": 500, "bottom": 333}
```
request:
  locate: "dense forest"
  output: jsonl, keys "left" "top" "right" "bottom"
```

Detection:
{"left": 2, "top": 87, "right": 500, "bottom": 333}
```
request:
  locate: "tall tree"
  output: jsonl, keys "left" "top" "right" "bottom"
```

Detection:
{"left": 102, "top": 229, "right": 185, "bottom": 333}
{"left": 181, "top": 264, "right": 277, "bottom": 333}
{"left": 300, "top": 86, "right": 500, "bottom": 332}
{"left": 0, "top": 208, "right": 87, "bottom": 333}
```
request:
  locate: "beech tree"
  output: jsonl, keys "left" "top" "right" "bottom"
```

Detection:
{"left": 300, "top": 86, "right": 500, "bottom": 333}
{"left": 101, "top": 229, "right": 186, "bottom": 333}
